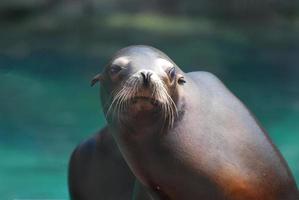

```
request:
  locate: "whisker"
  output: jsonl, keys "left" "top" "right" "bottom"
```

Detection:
{"left": 106, "top": 90, "right": 121, "bottom": 118}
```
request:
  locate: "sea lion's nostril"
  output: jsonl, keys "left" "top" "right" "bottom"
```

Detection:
{"left": 147, "top": 73, "right": 152, "bottom": 80}
{"left": 141, "top": 72, "right": 146, "bottom": 80}
{"left": 141, "top": 72, "right": 152, "bottom": 87}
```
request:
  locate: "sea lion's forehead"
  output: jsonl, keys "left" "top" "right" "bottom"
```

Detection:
{"left": 112, "top": 56, "right": 173, "bottom": 68}
{"left": 113, "top": 45, "right": 173, "bottom": 62}
{"left": 111, "top": 46, "right": 174, "bottom": 69}
{"left": 114, "top": 45, "right": 166, "bottom": 57}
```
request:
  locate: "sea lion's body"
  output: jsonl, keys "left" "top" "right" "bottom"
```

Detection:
{"left": 68, "top": 128, "right": 135, "bottom": 200}
{"left": 68, "top": 45, "right": 299, "bottom": 200}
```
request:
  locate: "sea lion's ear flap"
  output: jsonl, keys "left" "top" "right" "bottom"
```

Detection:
{"left": 91, "top": 73, "right": 103, "bottom": 87}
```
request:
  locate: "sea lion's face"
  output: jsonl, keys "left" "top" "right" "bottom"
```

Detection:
{"left": 93, "top": 46, "right": 186, "bottom": 129}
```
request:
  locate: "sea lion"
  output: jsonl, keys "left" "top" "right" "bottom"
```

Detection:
{"left": 69, "top": 45, "right": 299, "bottom": 200}
{"left": 68, "top": 127, "right": 135, "bottom": 200}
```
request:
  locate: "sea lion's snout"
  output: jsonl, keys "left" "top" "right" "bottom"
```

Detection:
{"left": 105, "top": 68, "right": 177, "bottom": 125}
{"left": 130, "top": 70, "right": 163, "bottom": 109}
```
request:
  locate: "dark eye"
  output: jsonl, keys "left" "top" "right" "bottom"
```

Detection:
{"left": 109, "top": 65, "right": 122, "bottom": 75}
{"left": 178, "top": 76, "right": 186, "bottom": 85}
{"left": 168, "top": 67, "right": 176, "bottom": 80}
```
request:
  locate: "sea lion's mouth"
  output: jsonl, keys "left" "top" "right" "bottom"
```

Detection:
{"left": 131, "top": 96, "right": 160, "bottom": 106}
{"left": 126, "top": 96, "right": 161, "bottom": 113}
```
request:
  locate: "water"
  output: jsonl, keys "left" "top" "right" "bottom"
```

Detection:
{"left": 0, "top": 54, "right": 106, "bottom": 199}
{"left": 0, "top": 15, "right": 298, "bottom": 199}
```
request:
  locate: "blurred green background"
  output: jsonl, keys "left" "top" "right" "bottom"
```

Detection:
{"left": 0, "top": 0, "right": 299, "bottom": 199}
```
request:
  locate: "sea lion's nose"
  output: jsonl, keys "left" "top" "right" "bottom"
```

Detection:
{"left": 140, "top": 71, "right": 152, "bottom": 87}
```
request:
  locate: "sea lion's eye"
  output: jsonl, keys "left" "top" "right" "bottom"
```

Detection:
{"left": 109, "top": 65, "right": 122, "bottom": 75}
{"left": 168, "top": 67, "right": 176, "bottom": 80}
{"left": 178, "top": 76, "right": 186, "bottom": 85}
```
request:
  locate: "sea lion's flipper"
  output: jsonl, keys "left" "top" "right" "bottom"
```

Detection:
{"left": 68, "top": 127, "right": 135, "bottom": 200}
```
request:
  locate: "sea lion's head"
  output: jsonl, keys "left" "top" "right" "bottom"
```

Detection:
{"left": 92, "top": 45, "right": 186, "bottom": 130}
